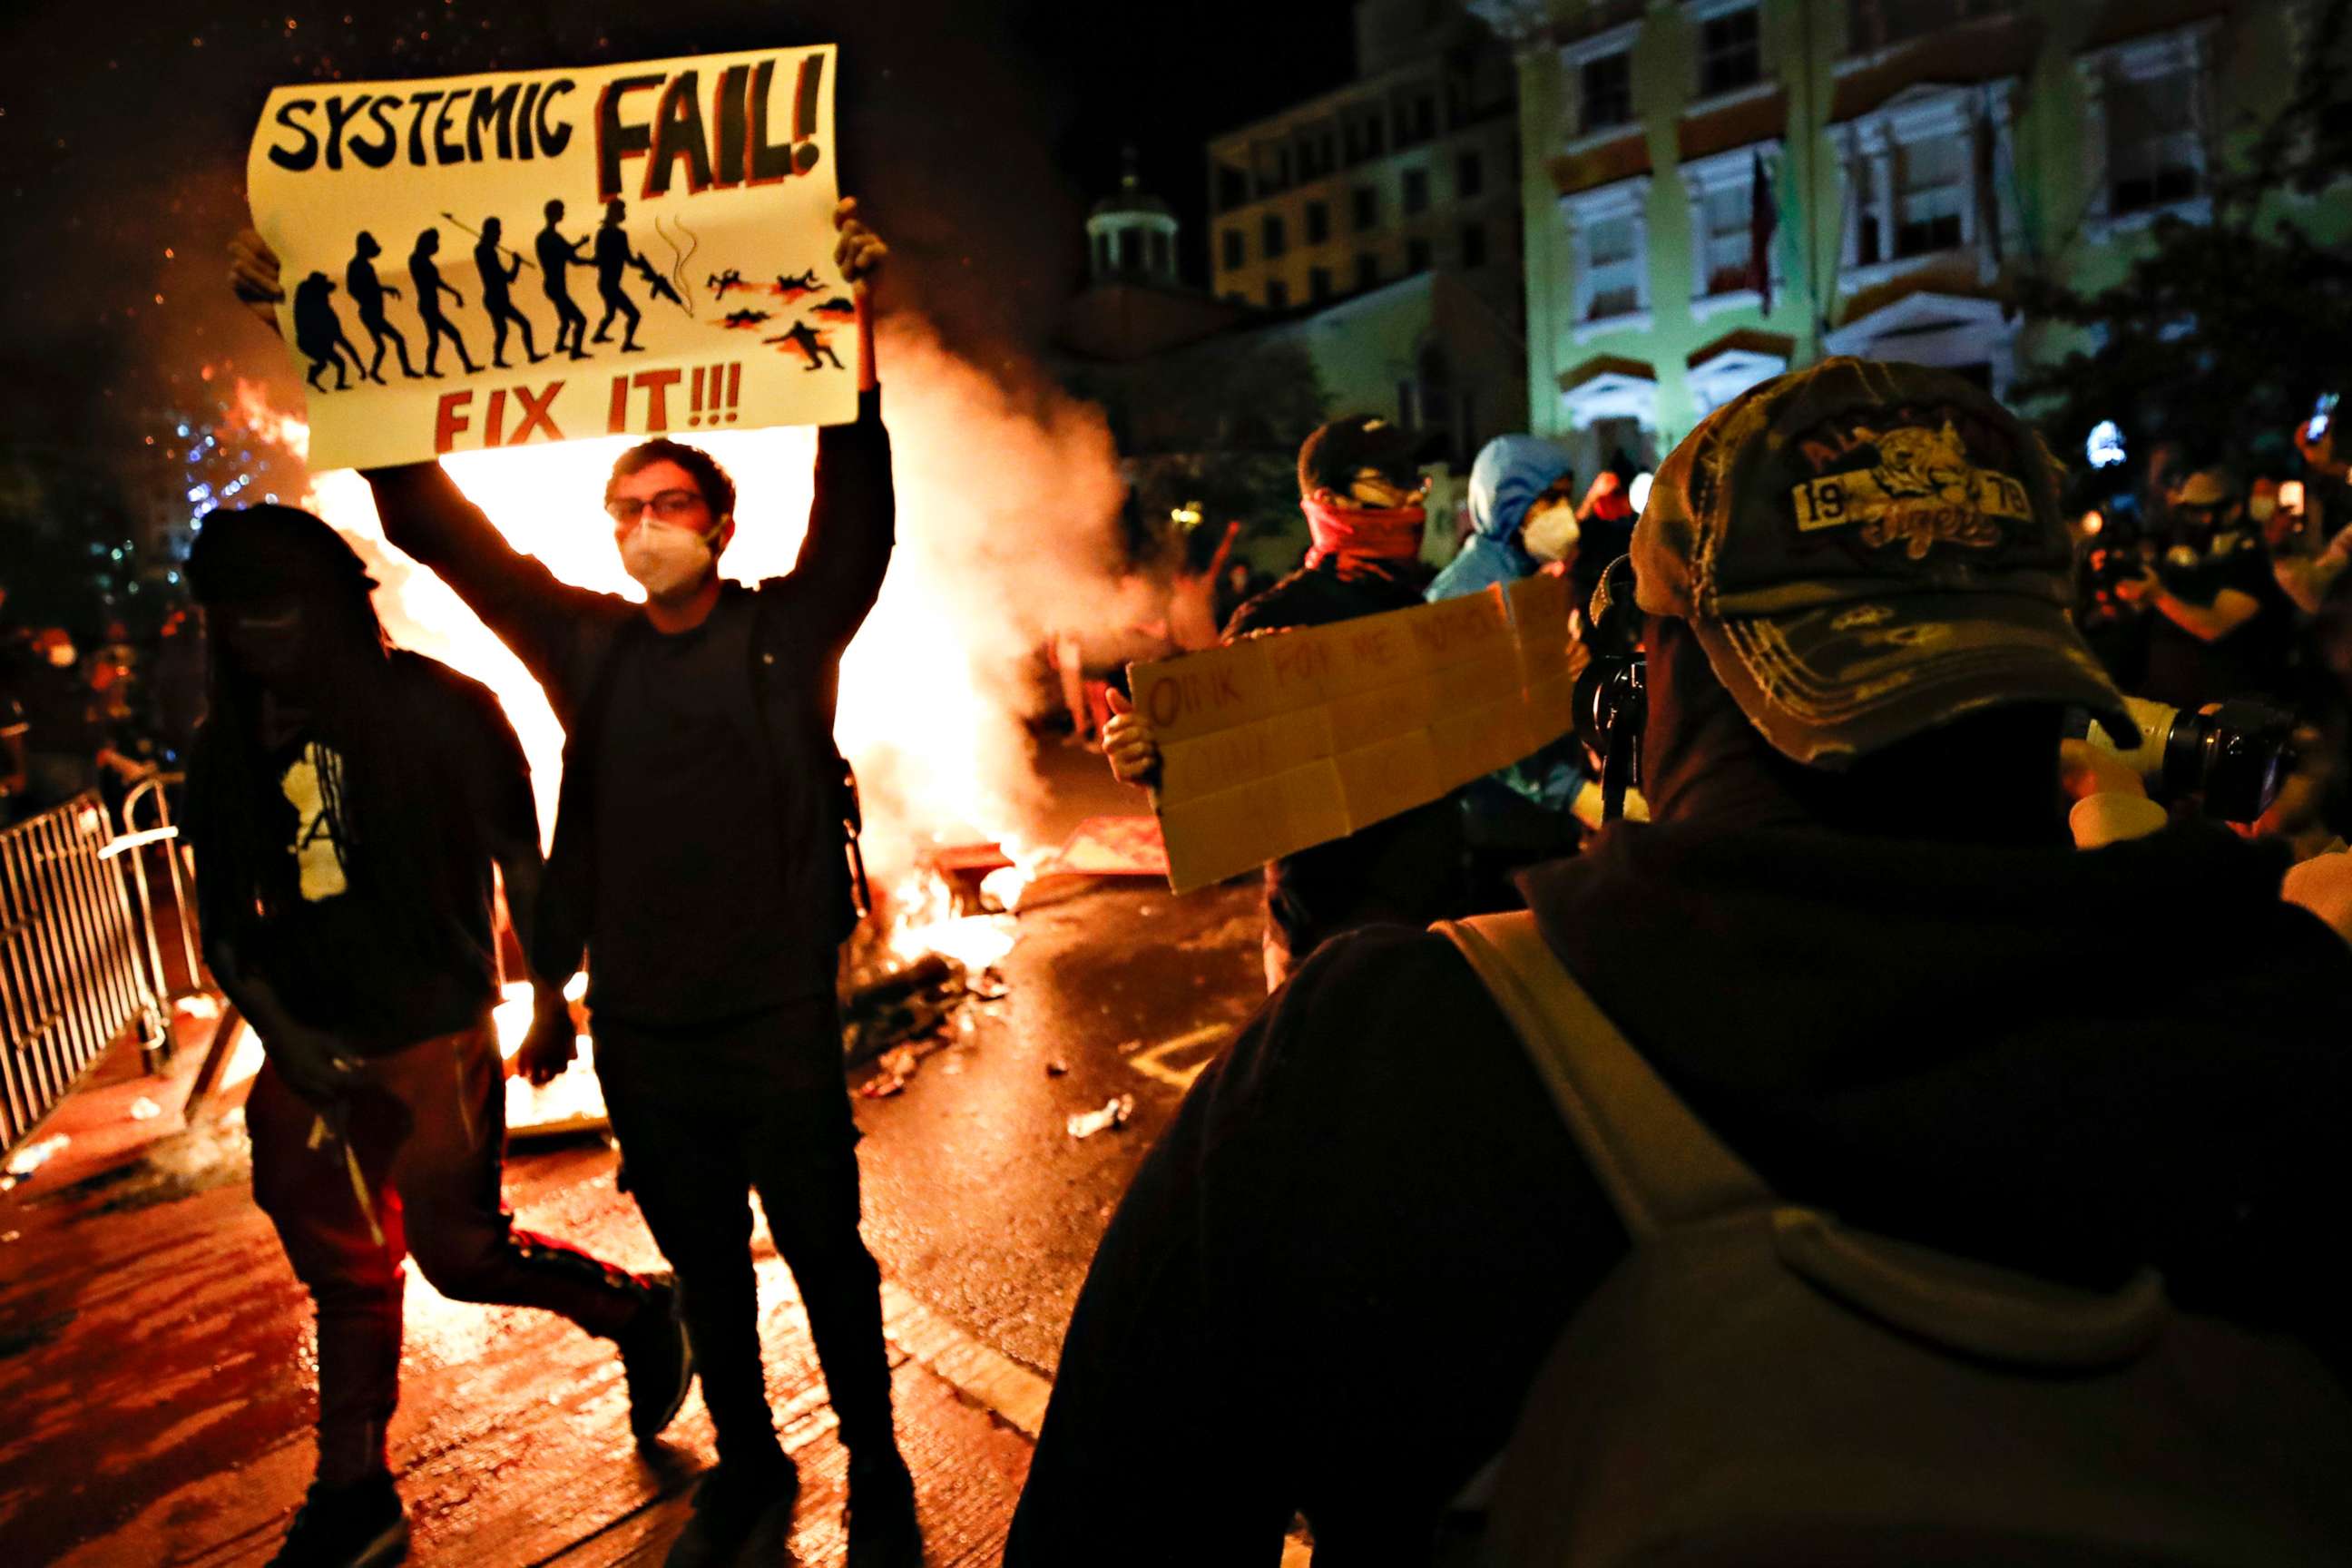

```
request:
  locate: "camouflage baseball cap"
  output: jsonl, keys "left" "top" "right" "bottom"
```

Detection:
{"left": 1632, "top": 357, "right": 2130, "bottom": 766}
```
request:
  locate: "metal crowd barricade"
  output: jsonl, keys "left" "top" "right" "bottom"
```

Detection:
{"left": 0, "top": 788, "right": 181, "bottom": 1154}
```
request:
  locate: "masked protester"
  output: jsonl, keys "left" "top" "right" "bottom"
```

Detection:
{"left": 227, "top": 201, "right": 918, "bottom": 1568}
{"left": 181, "top": 506, "right": 691, "bottom": 1568}
{"left": 1007, "top": 360, "right": 2352, "bottom": 1563}
{"left": 2116, "top": 468, "right": 2298, "bottom": 709}
{"left": 1103, "top": 414, "right": 1467, "bottom": 986}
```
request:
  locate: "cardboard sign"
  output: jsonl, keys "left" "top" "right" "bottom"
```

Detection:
{"left": 1133, "top": 574, "right": 1579, "bottom": 893}
{"left": 247, "top": 45, "right": 855, "bottom": 470}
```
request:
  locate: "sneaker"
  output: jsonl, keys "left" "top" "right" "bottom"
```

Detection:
{"left": 664, "top": 1452, "right": 799, "bottom": 1568}
{"left": 268, "top": 1474, "right": 408, "bottom": 1568}
{"left": 620, "top": 1277, "right": 694, "bottom": 1442}
{"left": 845, "top": 1454, "right": 924, "bottom": 1568}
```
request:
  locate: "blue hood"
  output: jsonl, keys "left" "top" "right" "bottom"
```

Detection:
{"left": 1467, "top": 435, "right": 1574, "bottom": 543}
{"left": 1427, "top": 436, "right": 1574, "bottom": 604}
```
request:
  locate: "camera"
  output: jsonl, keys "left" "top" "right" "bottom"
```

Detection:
{"left": 2074, "top": 694, "right": 2298, "bottom": 824}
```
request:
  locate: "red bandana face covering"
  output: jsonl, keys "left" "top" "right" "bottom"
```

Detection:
{"left": 1301, "top": 489, "right": 1426, "bottom": 570}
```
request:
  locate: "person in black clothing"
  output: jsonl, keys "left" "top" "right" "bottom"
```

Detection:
{"left": 345, "top": 231, "right": 415, "bottom": 383}
{"left": 233, "top": 198, "right": 915, "bottom": 1568}
{"left": 407, "top": 229, "right": 481, "bottom": 377}
{"left": 181, "top": 505, "right": 691, "bottom": 1568}
{"left": 1104, "top": 413, "right": 1465, "bottom": 986}
{"left": 473, "top": 216, "right": 544, "bottom": 369}
{"left": 1009, "top": 359, "right": 2352, "bottom": 1563}
{"left": 535, "top": 200, "right": 591, "bottom": 360}
{"left": 2117, "top": 468, "right": 2298, "bottom": 709}
{"left": 591, "top": 199, "right": 647, "bottom": 353}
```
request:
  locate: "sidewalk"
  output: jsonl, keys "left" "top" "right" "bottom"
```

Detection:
{"left": 0, "top": 1028, "right": 1037, "bottom": 1566}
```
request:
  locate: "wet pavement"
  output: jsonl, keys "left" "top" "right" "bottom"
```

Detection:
{"left": 0, "top": 742, "right": 1272, "bottom": 1564}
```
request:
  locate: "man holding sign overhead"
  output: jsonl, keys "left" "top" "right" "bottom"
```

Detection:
{"left": 232, "top": 44, "right": 920, "bottom": 1566}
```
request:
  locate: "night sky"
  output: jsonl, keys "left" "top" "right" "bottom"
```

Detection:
{"left": 0, "top": 0, "right": 1359, "bottom": 450}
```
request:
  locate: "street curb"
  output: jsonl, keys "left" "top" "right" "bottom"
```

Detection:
{"left": 878, "top": 1279, "right": 1315, "bottom": 1565}
{"left": 878, "top": 1279, "right": 1053, "bottom": 1439}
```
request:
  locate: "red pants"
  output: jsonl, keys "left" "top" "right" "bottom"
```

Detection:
{"left": 249, "top": 1021, "right": 648, "bottom": 1485}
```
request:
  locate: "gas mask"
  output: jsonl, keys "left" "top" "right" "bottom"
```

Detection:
{"left": 621, "top": 520, "right": 724, "bottom": 600}
{"left": 1522, "top": 503, "right": 1581, "bottom": 564}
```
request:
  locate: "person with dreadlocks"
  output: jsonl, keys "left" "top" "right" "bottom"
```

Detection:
{"left": 1102, "top": 413, "right": 1469, "bottom": 986}
{"left": 182, "top": 506, "right": 693, "bottom": 1568}
{"left": 230, "top": 197, "right": 916, "bottom": 1568}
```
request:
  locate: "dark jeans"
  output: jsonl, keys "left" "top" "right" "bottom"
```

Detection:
{"left": 250, "top": 1021, "right": 650, "bottom": 1486}
{"left": 593, "top": 1000, "right": 897, "bottom": 1468}
{"left": 1005, "top": 959, "right": 1621, "bottom": 1566}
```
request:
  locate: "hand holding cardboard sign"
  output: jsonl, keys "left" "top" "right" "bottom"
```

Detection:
{"left": 833, "top": 197, "right": 887, "bottom": 297}
{"left": 230, "top": 228, "right": 287, "bottom": 333}
{"left": 1102, "top": 689, "right": 1161, "bottom": 787}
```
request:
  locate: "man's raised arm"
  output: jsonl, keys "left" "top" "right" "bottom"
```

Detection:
{"left": 779, "top": 200, "right": 894, "bottom": 653}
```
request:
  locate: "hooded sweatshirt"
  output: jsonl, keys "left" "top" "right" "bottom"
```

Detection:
{"left": 1427, "top": 436, "right": 1574, "bottom": 603}
{"left": 1429, "top": 436, "right": 1586, "bottom": 812}
{"left": 1277, "top": 617, "right": 2352, "bottom": 1353}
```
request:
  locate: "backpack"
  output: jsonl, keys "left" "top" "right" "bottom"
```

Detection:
{"left": 1436, "top": 911, "right": 2352, "bottom": 1568}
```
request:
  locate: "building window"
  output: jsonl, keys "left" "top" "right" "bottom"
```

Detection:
{"left": 1353, "top": 185, "right": 1380, "bottom": 231}
{"left": 1894, "top": 132, "right": 1967, "bottom": 255}
{"left": 1407, "top": 237, "right": 1434, "bottom": 273}
{"left": 1357, "top": 253, "right": 1381, "bottom": 289}
{"left": 1456, "top": 150, "right": 1484, "bottom": 200}
{"left": 1307, "top": 201, "right": 1331, "bottom": 244}
{"left": 1581, "top": 52, "right": 1632, "bottom": 132}
{"left": 1461, "top": 221, "right": 1488, "bottom": 269}
{"left": 1266, "top": 279, "right": 1289, "bottom": 309}
{"left": 1347, "top": 106, "right": 1387, "bottom": 162}
{"left": 1150, "top": 230, "right": 1171, "bottom": 276}
{"left": 1263, "top": 214, "right": 1288, "bottom": 260}
{"left": 1404, "top": 167, "right": 1431, "bottom": 215}
{"left": 2105, "top": 57, "right": 2204, "bottom": 214}
{"left": 1222, "top": 228, "right": 1246, "bottom": 270}
{"left": 1310, "top": 266, "right": 1334, "bottom": 302}
{"left": 1586, "top": 213, "right": 1641, "bottom": 318}
{"left": 1398, "top": 90, "right": 1437, "bottom": 148}
{"left": 1699, "top": 6, "right": 1763, "bottom": 99}
{"left": 1216, "top": 164, "right": 1250, "bottom": 211}
{"left": 1698, "top": 183, "right": 1752, "bottom": 294}
{"left": 1255, "top": 141, "right": 1292, "bottom": 197}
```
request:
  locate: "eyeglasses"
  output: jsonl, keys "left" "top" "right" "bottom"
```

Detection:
{"left": 605, "top": 489, "right": 708, "bottom": 526}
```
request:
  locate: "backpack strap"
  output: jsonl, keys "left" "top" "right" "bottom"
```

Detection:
{"left": 1438, "top": 911, "right": 1771, "bottom": 1240}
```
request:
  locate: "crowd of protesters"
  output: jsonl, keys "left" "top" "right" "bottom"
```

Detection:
{"left": 0, "top": 589, "right": 206, "bottom": 825}
{"left": 132, "top": 170, "right": 2352, "bottom": 1568}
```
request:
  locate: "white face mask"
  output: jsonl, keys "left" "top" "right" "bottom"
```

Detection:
{"left": 1521, "top": 503, "right": 1581, "bottom": 564}
{"left": 620, "top": 520, "right": 720, "bottom": 601}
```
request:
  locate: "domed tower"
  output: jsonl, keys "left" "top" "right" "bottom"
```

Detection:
{"left": 1086, "top": 145, "right": 1180, "bottom": 287}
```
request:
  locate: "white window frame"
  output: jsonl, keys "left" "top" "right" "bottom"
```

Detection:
{"left": 1562, "top": 176, "right": 1654, "bottom": 342}
{"left": 1560, "top": 366, "right": 1660, "bottom": 432}
{"left": 2075, "top": 22, "right": 2218, "bottom": 237}
{"left": 1560, "top": 20, "right": 1643, "bottom": 149}
{"left": 1686, "top": 340, "right": 1790, "bottom": 415}
{"left": 1682, "top": 140, "right": 1784, "bottom": 320}
{"left": 1828, "top": 81, "right": 2014, "bottom": 292}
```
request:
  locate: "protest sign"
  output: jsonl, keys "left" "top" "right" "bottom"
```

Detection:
{"left": 1131, "top": 573, "right": 1580, "bottom": 893}
{"left": 247, "top": 45, "right": 854, "bottom": 471}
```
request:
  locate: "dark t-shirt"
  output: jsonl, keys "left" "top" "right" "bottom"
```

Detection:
{"left": 260, "top": 656, "right": 528, "bottom": 1053}
{"left": 587, "top": 616, "right": 820, "bottom": 1024}
{"left": 2143, "top": 530, "right": 2296, "bottom": 709}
